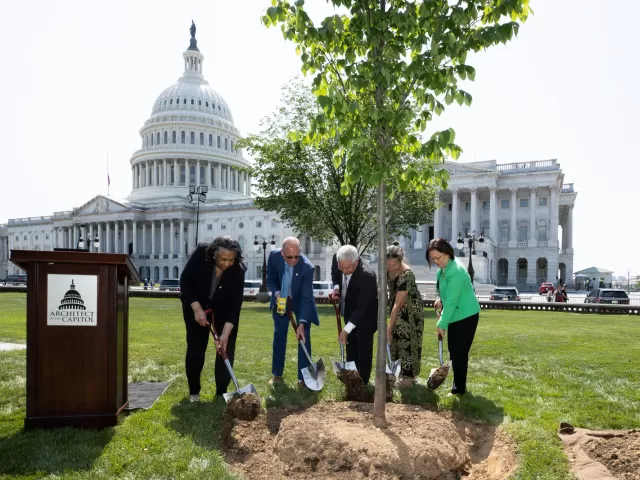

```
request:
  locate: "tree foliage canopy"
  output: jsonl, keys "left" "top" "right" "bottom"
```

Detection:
{"left": 241, "top": 80, "right": 439, "bottom": 253}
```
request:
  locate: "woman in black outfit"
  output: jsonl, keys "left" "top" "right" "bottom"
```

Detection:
{"left": 180, "top": 236, "right": 246, "bottom": 402}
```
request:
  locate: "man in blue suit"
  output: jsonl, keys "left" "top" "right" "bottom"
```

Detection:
{"left": 267, "top": 236, "right": 319, "bottom": 388}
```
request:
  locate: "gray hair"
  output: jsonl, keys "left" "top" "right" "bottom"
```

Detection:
{"left": 336, "top": 245, "right": 359, "bottom": 263}
{"left": 282, "top": 236, "right": 300, "bottom": 249}
{"left": 386, "top": 244, "right": 405, "bottom": 262}
{"left": 206, "top": 236, "right": 243, "bottom": 264}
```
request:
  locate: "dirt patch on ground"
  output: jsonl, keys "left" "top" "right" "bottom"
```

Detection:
{"left": 223, "top": 402, "right": 517, "bottom": 479}
{"left": 226, "top": 392, "right": 261, "bottom": 421}
{"left": 335, "top": 370, "right": 394, "bottom": 402}
{"left": 559, "top": 423, "right": 640, "bottom": 480}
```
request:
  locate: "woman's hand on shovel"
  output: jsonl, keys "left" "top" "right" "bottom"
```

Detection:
{"left": 437, "top": 327, "right": 446, "bottom": 339}
{"left": 216, "top": 322, "right": 234, "bottom": 354}
{"left": 296, "top": 323, "right": 306, "bottom": 343}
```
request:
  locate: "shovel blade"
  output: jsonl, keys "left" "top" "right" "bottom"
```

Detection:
{"left": 302, "top": 358, "right": 326, "bottom": 391}
{"left": 386, "top": 360, "right": 401, "bottom": 378}
{"left": 223, "top": 383, "right": 259, "bottom": 404}
{"left": 332, "top": 359, "right": 358, "bottom": 375}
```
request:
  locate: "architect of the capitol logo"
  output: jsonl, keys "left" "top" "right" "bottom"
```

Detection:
{"left": 57, "top": 280, "right": 86, "bottom": 311}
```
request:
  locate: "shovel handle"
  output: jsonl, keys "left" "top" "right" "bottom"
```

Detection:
{"left": 286, "top": 303, "right": 316, "bottom": 373}
{"left": 330, "top": 297, "right": 343, "bottom": 334}
{"left": 204, "top": 309, "right": 240, "bottom": 390}
{"left": 204, "top": 309, "right": 228, "bottom": 361}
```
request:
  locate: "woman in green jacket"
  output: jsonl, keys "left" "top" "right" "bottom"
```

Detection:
{"left": 427, "top": 238, "right": 480, "bottom": 395}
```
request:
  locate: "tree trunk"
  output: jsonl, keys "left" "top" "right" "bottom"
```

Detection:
{"left": 373, "top": 180, "right": 388, "bottom": 427}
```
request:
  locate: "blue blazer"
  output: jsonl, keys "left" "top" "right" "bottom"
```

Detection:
{"left": 267, "top": 249, "right": 319, "bottom": 326}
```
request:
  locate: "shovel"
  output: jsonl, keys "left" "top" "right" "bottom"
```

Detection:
{"left": 204, "top": 309, "right": 259, "bottom": 404}
{"left": 386, "top": 343, "right": 401, "bottom": 378}
{"left": 286, "top": 300, "right": 326, "bottom": 391}
{"left": 330, "top": 297, "right": 357, "bottom": 374}
{"left": 427, "top": 332, "right": 451, "bottom": 390}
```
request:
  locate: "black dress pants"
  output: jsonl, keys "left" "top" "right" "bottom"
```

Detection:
{"left": 447, "top": 312, "right": 479, "bottom": 394}
{"left": 345, "top": 327, "right": 375, "bottom": 385}
{"left": 183, "top": 302, "right": 238, "bottom": 396}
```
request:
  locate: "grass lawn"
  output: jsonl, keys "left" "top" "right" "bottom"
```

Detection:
{"left": 0, "top": 293, "right": 639, "bottom": 479}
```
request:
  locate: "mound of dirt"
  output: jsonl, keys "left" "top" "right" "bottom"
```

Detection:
{"left": 226, "top": 392, "right": 260, "bottom": 421}
{"left": 223, "top": 402, "right": 517, "bottom": 480}
{"left": 427, "top": 364, "right": 450, "bottom": 391}
{"left": 559, "top": 423, "right": 640, "bottom": 480}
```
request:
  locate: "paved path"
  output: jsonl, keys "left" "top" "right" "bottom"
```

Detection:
{"left": 0, "top": 342, "right": 26, "bottom": 351}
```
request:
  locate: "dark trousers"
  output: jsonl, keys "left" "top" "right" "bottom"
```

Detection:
{"left": 345, "top": 327, "right": 375, "bottom": 384}
{"left": 272, "top": 310, "right": 311, "bottom": 381}
{"left": 447, "top": 312, "right": 479, "bottom": 394}
{"left": 183, "top": 303, "right": 237, "bottom": 396}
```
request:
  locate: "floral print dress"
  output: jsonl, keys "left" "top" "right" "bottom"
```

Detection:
{"left": 388, "top": 269, "right": 424, "bottom": 377}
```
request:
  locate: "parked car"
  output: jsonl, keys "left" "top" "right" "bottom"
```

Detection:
{"left": 244, "top": 280, "right": 263, "bottom": 296}
{"left": 539, "top": 282, "right": 555, "bottom": 295}
{"left": 5, "top": 274, "right": 27, "bottom": 286}
{"left": 313, "top": 281, "right": 334, "bottom": 299}
{"left": 158, "top": 279, "right": 180, "bottom": 292}
{"left": 584, "top": 288, "right": 630, "bottom": 305}
{"left": 490, "top": 287, "right": 520, "bottom": 301}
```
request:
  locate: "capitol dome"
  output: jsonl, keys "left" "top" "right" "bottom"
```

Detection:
{"left": 127, "top": 22, "right": 251, "bottom": 205}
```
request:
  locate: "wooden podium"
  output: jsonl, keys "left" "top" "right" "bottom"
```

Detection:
{"left": 10, "top": 250, "right": 140, "bottom": 429}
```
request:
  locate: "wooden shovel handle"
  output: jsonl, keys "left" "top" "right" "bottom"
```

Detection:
{"left": 285, "top": 299, "right": 302, "bottom": 340}
{"left": 330, "top": 297, "right": 343, "bottom": 334}
{"left": 203, "top": 309, "right": 228, "bottom": 361}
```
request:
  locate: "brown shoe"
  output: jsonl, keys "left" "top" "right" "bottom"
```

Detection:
{"left": 297, "top": 380, "right": 309, "bottom": 391}
{"left": 268, "top": 375, "right": 283, "bottom": 385}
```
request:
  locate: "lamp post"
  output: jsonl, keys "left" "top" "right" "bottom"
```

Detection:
{"left": 187, "top": 185, "right": 207, "bottom": 248}
{"left": 77, "top": 226, "right": 100, "bottom": 252}
{"left": 254, "top": 234, "right": 275, "bottom": 302}
{"left": 456, "top": 230, "right": 484, "bottom": 284}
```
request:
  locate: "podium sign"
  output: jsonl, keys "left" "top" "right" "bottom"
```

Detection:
{"left": 10, "top": 250, "right": 140, "bottom": 429}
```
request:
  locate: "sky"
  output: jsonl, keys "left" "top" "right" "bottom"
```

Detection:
{"left": 1, "top": 0, "right": 638, "bottom": 278}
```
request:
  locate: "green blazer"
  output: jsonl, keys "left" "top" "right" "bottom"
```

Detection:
{"left": 436, "top": 258, "right": 480, "bottom": 329}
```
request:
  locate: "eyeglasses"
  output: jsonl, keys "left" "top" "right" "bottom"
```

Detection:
{"left": 284, "top": 255, "right": 301, "bottom": 260}
{"left": 430, "top": 254, "right": 444, "bottom": 262}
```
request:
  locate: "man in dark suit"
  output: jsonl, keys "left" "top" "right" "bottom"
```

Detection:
{"left": 329, "top": 245, "right": 377, "bottom": 384}
{"left": 267, "top": 237, "right": 319, "bottom": 388}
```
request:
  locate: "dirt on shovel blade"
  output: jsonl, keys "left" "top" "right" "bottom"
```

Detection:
{"left": 427, "top": 364, "right": 450, "bottom": 390}
{"left": 337, "top": 369, "right": 370, "bottom": 402}
{"left": 386, "top": 374, "right": 396, "bottom": 401}
{"left": 226, "top": 392, "right": 261, "bottom": 421}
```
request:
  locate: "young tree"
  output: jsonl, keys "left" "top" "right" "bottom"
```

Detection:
{"left": 264, "top": 0, "right": 530, "bottom": 424}
{"left": 242, "top": 80, "right": 440, "bottom": 253}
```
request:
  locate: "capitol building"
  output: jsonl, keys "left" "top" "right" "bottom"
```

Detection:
{"left": 0, "top": 24, "right": 577, "bottom": 290}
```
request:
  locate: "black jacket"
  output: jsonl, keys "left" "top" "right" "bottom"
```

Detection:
{"left": 180, "top": 245, "right": 246, "bottom": 327}
{"left": 331, "top": 254, "right": 378, "bottom": 332}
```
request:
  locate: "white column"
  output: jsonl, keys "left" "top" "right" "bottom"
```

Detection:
{"left": 170, "top": 219, "right": 175, "bottom": 256}
{"left": 217, "top": 163, "right": 222, "bottom": 189}
{"left": 73, "top": 226, "right": 77, "bottom": 248}
{"left": 123, "top": 221, "right": 129, "bottom": 256}
{"left": 174, "top": 159, "right": 179, "bottom": 185}
{"left": 160, "top": 220, "right": 165, "bottom": 257}
{"left": 185, "top": 161, "right": 190, "bottom": 186}
{"left": 133, "top": 221, "right": 138, "bottom": 255}
{"left": 142, "top": 222, "right": 147, "bottom": 256}
{"left": 132, "top": 166, "right": 135, "bottom": 190}
{"left": 89, "top": 224, "right": 94, "bottom": 252}
{"left": 550, "top": 186, "right": 558, "bottom": 246}
{"left": 188, "top": 221, "right": 194, "bottom": 252}
{"left": 413, "top": 226, "right": 423, "bottom": 250}
{"left": 451, "top": 189, "right": 459, "bottom": 243}
{"left": 470, "top": 187, "right": 478, "bottom": 235}
{"left": 105, "top": 222, "right": 110, "bottom": 253}
{"left": 567, "top": 205, "right": 573, "bottom": 250}
{"left": 529, "top": 187, "right": 537, "bottom": 245}
{"left": 179, "top": 219, "right": 185, "bottom": 257}
{"left": 248, "top": 174, "right": 252, "bottom": 197}
{"left": 151, "top": 221, "right": 156, "bottom": 257}
{"left": 153, "top": 160, "right": 158, "bottom": 186}
{"left": 433, "top": 194, "right": 441, "bottom": 239}
{"left": 509, "top": 188, "right": 517, "bottom": 247}
{"left": 489, "top": 187, "right": 497, "bottom": 243}
{"left": 196, "top": 160, "right": 201, "bottom": 186}
{"left": 114, "top": 221, "right": 119, "bottom": 253}
{"left": 206, "top": 162, "right": 211, "bottom": 188}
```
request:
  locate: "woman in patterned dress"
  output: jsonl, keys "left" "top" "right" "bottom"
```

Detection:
{"left": 386, "top": 243, "right": 425, "bottom": 388}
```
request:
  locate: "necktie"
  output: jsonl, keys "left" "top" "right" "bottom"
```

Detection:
{"left": 281, "top": 265, "right": 292, "bottom": 300}
{"left": 340, "top": 275, "right": 350, "bottom": 316}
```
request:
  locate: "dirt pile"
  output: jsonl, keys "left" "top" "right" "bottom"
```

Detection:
{"left": 583, "top": 430, "right": 640, "bottom": 479}
{"left": 559, "top": 423, "right": 640, "bottom": 480}
{"left": 337, "top": 370, "right": 370, "bottom": 402}
{"left": 226, "top": 392, "right": 260, "bottom": 421}
{"left": 427, "top": 364, "right": 450, "bottom": 391}
{"left": 223, "top": 402, "right": 517, "bottom": 480}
